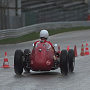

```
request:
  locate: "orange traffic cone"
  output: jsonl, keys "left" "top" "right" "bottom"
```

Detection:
{"left": 58, "top": 45, "right": 61, "bottom": 54}
{"left": 67, "top": 45, "right": 70, "bottom": 51}
{"left": 85, "top": 42, "right": 89, "bottom": 55}
{"left": 80, "top": 43, "right": 85, "bottom": 56}
{"left": 74, "top": 45, "right": 77, "bottom": 57}
{"left": 1, "top": 52, "right": 10, "bottom": 68}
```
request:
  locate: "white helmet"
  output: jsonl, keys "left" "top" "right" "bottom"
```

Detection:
{"left": 40, "top": 30, "right": 49, "bottom": 39}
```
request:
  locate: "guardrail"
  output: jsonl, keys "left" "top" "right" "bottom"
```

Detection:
{"left": 0, "top": 21, "right": 90, "bottom": 40}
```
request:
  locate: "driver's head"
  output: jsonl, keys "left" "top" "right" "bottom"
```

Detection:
{"left": 40, "top": 30, "right": 49, "bottom": 40}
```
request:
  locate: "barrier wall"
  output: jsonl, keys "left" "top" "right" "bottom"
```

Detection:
{"left": 0, "top": 21, "right": 90, "bottom": 40}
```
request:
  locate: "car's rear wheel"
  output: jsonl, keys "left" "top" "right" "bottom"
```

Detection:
{"left": 60, "top": 50, "right": 68, "bottom": 75}
{"left": 14, "top": 50, "right": 24, "bottom": 75}
{"left": 23, "top": 49, "right": 31, "bottom": 72}
{"left": 68, "top": 49, "right": 75, "bottom": 72}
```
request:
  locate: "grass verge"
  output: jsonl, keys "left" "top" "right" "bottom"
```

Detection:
{"left": 0, "top": 26, "right": 90, "bottom": 44}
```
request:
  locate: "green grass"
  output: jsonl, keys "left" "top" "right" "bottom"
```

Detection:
{"left": 0, "top": 26, "right": 90, "bottom": 44}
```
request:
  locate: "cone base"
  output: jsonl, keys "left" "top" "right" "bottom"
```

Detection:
{"left": 0, "top": 65, "right": 10, "bottom": 68}
{"left": 75, "top": 55, "right": 78, "bottom": 57}
{"left": 85, "top": 52, "right": 89, "bottom": 55}
{"left": 80, "top": 52, "right": 85, "bottom": 56}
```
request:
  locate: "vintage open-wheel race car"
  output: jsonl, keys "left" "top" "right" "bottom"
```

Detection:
{"left": 14, "top": 42, "right": 75, "bottom": 75}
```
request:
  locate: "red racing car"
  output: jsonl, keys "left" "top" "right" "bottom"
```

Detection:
{"left": 14, "top": 42, "right": 75, "bottom": 75}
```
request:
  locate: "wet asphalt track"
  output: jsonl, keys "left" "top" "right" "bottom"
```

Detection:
{"left": 0, "top": 30, "right": 90, "bottom": 90}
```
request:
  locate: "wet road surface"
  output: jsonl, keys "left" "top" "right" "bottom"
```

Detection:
{"left": 0, "top": 30, "right": 90, "bottom": 90}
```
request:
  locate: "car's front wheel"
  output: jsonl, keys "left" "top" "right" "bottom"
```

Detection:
{"left": 68, "top": 49, "right": 75, "bottom": 72}
{"left": 14, "top": 50, "right": 24, "bottom": 75}
{"left": 60, "top": 50, "right": 68, "bottom": 75}
{"left": 23, "top": 49, "right": 31, "bottom": 72}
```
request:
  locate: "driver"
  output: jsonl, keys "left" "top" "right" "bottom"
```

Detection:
{"left": 33, "top": 29, "right": 58, "bottom": 64}
{"left": 34, "top": 29, "right": 54, "bottom": 50}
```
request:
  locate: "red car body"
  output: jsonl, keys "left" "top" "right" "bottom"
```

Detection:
{"left": 14, "top": 41, "right": 75, "bottom": 75}
{"left": 30, "top": 42, "right": 55, "bottom": 71}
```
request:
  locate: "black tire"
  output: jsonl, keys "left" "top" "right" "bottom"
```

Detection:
{"left": 60, "top": 50, "right": 68, "bottom": 75}
{"left": 68, "top": 49, "right": 75, "bottom": 72}
{"left": 23, "top": 49, "right": 31, "bottom": 72}
{"left": 14, "top": 50, "right": 24, "bottom": 75}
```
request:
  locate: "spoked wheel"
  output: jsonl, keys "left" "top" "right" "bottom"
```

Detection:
{"left": 14, "top": 50, "right": 24, "bottom": 75}
{"left": 23, "top": 49, "right": 31, "bottom": 73}
{"left": 60, "top": 50, "right": 68, "bottom": 75}
{"left": 68, "top": 49, "right": 75, "bottom": 72}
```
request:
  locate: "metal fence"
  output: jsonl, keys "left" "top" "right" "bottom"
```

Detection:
{"left": 22, "top": 0, "right": 88, "bottom": 26}
{"left": 0, "top": 0, "right": 22, "bottom": 30}
{"left": 0, "top": 21, "right": 90, "bottom": 40}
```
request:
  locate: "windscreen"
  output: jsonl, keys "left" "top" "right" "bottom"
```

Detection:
{"left": 35, "top": 42, "right": 51, "bottom": 50}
